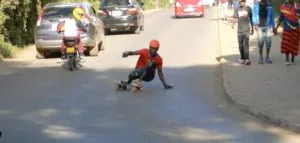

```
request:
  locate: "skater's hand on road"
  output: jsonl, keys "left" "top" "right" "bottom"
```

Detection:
{"left": 164, "top": 84, "right": 173, "bottom": 89}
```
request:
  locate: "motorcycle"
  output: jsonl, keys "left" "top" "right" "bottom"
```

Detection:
{"left": 63, "top": 39, "right": 83, "bottom": 71}
{"left": 57, "top": 18, "right": 87, "bottom": 71}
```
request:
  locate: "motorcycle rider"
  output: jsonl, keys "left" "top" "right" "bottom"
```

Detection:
{"left": 121, "top": 39, "right": 173, "bottom": 89}
{"left": 57, "top": 7, "right": 87, "bottom": 59}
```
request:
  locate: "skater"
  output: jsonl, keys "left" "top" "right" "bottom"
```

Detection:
{"left": 121, "top": 39, "right": 173, "bottom": 89}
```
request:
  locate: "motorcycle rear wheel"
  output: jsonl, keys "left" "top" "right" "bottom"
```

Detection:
{"left": 68, "top": 56, "right": 75, "bottom": 71}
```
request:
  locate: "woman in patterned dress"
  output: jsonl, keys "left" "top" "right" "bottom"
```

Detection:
{"left": 275, "top": 0, "right": 300, "bottom": 65}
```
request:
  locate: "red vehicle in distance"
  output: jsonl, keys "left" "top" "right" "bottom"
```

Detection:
{"left": 174, "top": 0, "right": 205, "bottom": 18}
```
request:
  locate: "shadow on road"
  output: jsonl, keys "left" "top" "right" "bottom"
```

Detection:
{"left": 0, "top": 60, "right": 285, "bottom": 142}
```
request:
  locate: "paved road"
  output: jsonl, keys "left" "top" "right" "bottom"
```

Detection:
{"left": 1, "top": 7, "right": 300, "bottom": 143}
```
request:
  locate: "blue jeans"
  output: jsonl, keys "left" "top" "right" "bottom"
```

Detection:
{"left": 257, "top": 26, "right": 272, "bottom": 49}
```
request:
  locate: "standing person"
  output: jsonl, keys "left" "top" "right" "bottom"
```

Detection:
{"left": 274, "top": 0, "right": 300, "bottom": 65}
{"left": 252, "top": 0, "right": 276, "bottom": 64}
{"left": 232, "top": 0, "right": 254, "bottom": 65}
{"left": 219, "top": 0, "right": 229, "bottom": 20}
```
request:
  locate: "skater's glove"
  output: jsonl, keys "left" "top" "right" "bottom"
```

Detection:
{"left": 122, "top": 52, "right": 129, "bottom": 57}
{"left": 164, "top": 84, "right": 173, "bottom": 89}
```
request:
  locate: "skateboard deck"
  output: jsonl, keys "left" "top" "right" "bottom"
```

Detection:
{"left": 113, "top": 81, "right": 143, "bottom": 93}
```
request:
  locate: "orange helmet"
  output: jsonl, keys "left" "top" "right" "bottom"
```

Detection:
{"left": 149, "top": 39, "right": 160, "bottom": 49}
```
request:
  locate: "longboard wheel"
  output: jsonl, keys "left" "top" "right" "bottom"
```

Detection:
{"left": 115, "top": 83, "right": 123, "bottom": 91}
{"left": 122, "top": 85, "right": 127, "bottom": 90}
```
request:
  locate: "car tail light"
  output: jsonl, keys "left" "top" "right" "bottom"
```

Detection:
{"left": 197, "top": 0, "right": 203, "bottom": 6}
{"left": 175, "top": 2, "right": 181, "bottom": 7}
{"left": 36, "top": 7, "right": 45, "bottom": 27}
{"left": 98, "top": 10, "right": 108, "bottom": 16}
{"left": 127, "top": 8, "right": 138, "bottom": 15}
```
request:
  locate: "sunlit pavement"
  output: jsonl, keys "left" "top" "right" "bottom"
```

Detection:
{"left": 1, "top": 7, "right": 300, "bottom": 143}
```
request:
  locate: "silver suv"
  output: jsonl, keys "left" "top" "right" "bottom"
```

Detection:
{"left": 34, "top": 2, "right": 105, "bottom": 59}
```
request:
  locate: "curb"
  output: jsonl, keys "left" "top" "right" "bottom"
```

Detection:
{"left": 220, "top": 60, "right": 300, "bottom": 133}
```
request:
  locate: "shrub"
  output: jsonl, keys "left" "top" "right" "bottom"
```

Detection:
{"left": 0, "top": 42, "right": 20, "bottom": 58}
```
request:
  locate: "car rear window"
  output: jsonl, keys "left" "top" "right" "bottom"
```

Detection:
{"left": 42, "top": 6, "right": 76, "bottom": 19}
{"left": 101, "top": 0, "right": 133, "bottom": 7}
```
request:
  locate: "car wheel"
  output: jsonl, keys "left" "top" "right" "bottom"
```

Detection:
{"left": 136, "top": 27, "right": 141, "bottom": 34}
{"left": 131, "top": 26, "right": 140, "bottom": 34}
{"left": 36, "top": 49, "right": 45, "bottom": 59}
{"left": 98, "top": 41, "right": 104, "bottom": 51}
{"left": 105, "top": 29, "right": 111, "bottom": 35}
{"left": 99, "top": 32, "right": 105, "bottom": 51}
{"left": 140, "top": 25, "right": 144, "bottom": 31}
{"left": 89, "top": 45, "right": 99, "bottom": 56}
{"left": 89, "top": 40, "right": 99, "bottom": 56}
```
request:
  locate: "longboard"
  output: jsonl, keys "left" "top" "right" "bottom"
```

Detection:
{"left": 113, "top": 80, "right": 143, "bottom": 93}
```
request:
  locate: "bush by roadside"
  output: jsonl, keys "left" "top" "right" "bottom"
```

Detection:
{"left": 0, "top": 42, "right": 20, "bottom": 58}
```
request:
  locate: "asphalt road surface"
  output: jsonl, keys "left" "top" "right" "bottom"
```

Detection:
{"left": 1, "top": 7, "right": 300, "bottom": 143}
